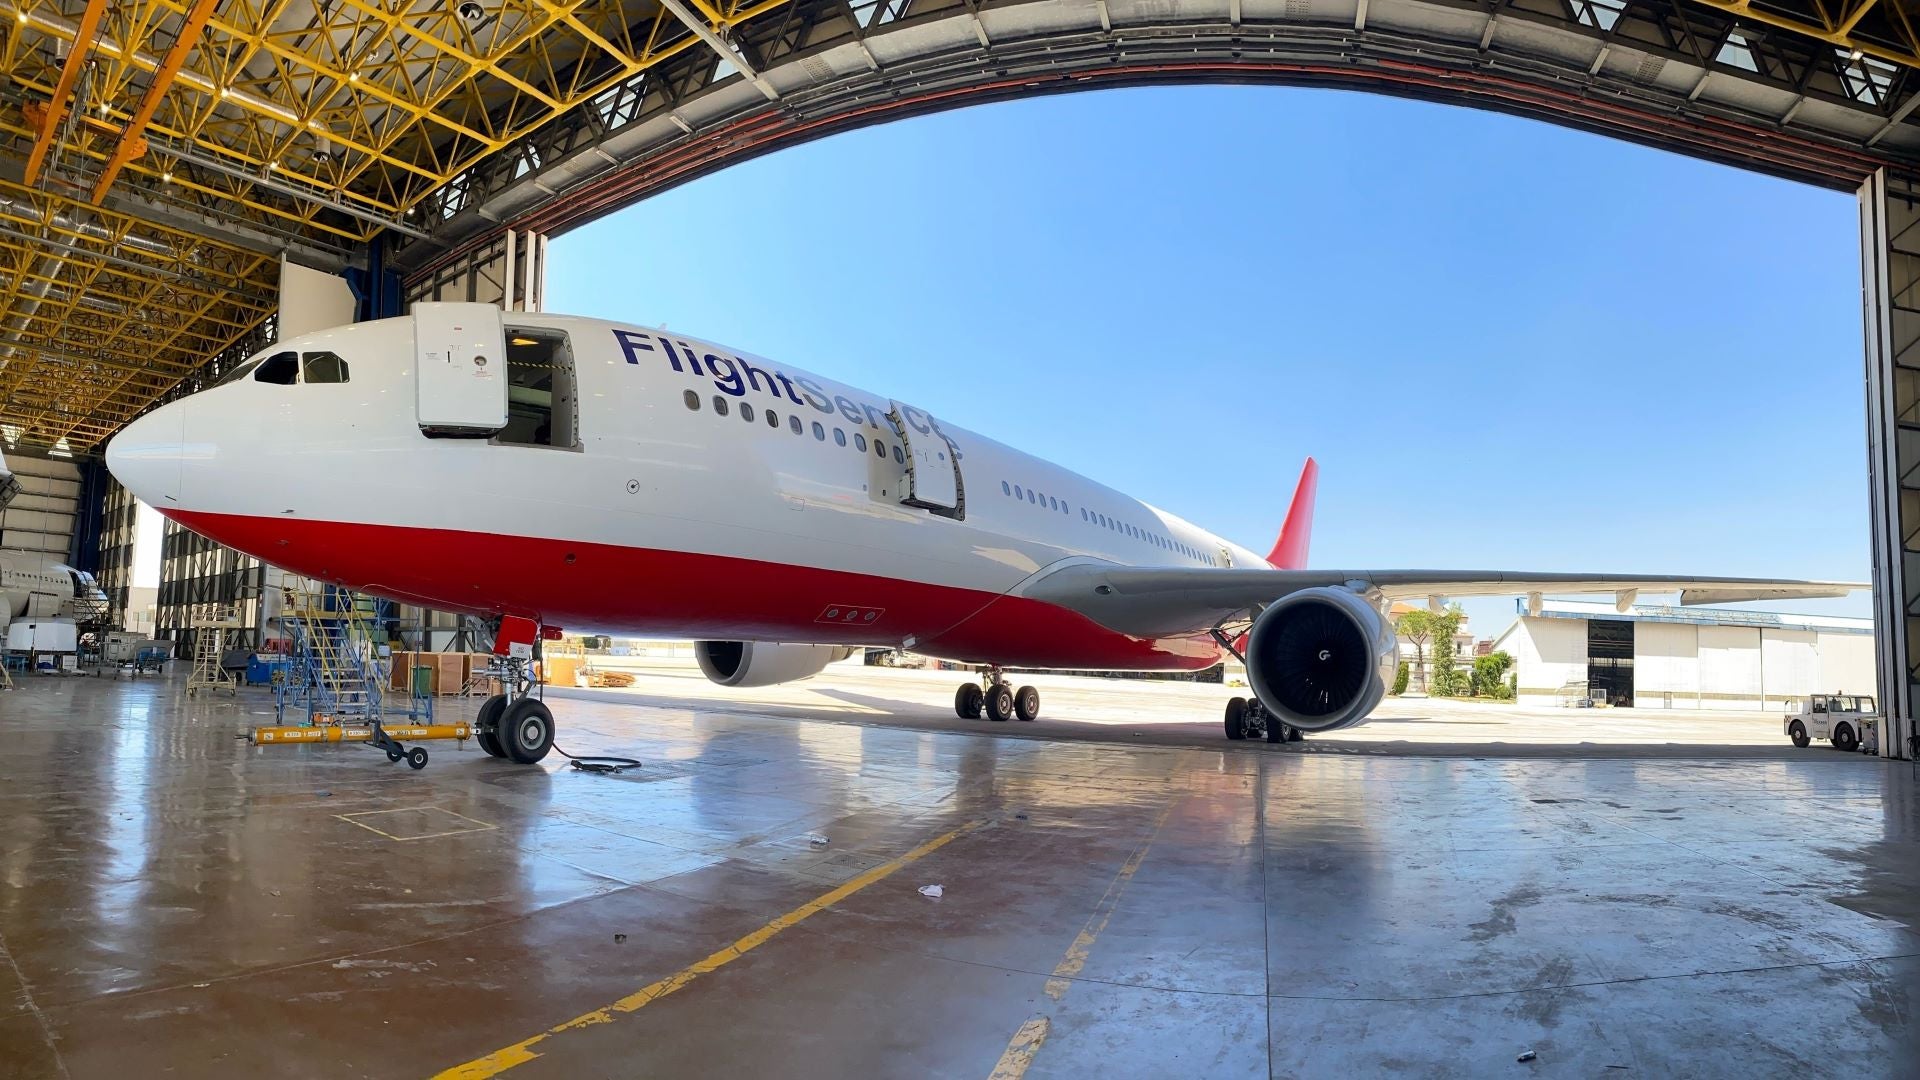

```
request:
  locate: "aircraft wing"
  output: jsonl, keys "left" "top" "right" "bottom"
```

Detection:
{"left": 1015, "top": 562, "right": 1865, "bottom": 639}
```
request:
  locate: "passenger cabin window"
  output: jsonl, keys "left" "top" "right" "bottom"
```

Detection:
{"left": 302, "top": 351, "right": 349, "bottom": 384}
{"left": 254, "top": 352, "right": 298, "bottom": 385}
{"left": 495, "top": 328, "right": 579, "bottom": 449}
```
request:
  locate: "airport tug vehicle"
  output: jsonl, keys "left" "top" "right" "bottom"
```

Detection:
{"left": 1783, "top": 693, "right": 1878, "bottom": 752}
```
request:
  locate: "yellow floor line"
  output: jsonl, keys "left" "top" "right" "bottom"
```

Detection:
{"left": 986, "top": 798, "right": 1179, "bottom": 1079}
{"left": 1043, "top": 798, "right": 1177, "bottom": 999}
{"left": 431, "top": 818, "right": 986, "bottom": 1080}
{"left": 986, "top": 1016, "right": 1052, "bottom": 1080}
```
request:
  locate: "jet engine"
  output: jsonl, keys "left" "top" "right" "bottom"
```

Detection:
{"left": 1244, "top": 587, "right": 1398, "bottom": 733}
{"left": 694, "top": 642, "right": 856, "bottom": 687}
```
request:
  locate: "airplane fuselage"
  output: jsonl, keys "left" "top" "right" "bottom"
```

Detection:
{"left": 110, "top": 312, "right": 1268, "bottom": 670}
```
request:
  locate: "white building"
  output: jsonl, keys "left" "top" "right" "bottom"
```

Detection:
{"left": 1491, "top": 599, "right": 1874, "bottom": 710}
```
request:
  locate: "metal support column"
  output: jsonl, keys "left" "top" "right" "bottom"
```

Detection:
{"left": 1860, "top": 167, "right": 1920, "bottom": 761}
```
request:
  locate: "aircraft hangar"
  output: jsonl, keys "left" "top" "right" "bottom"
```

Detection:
{"left": 1, "top": 0, "right": 1919, "bottom": 1075}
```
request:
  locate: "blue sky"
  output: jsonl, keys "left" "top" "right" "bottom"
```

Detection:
{"left": 549, "top": 85, "right": 1868, "bottom": 639}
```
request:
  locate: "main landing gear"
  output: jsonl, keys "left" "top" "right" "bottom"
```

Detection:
{"left": 474, "top": 652, "right": 555, "bottom": 764}
{"left": 1224, "top": 696, "right": 1303, "bottom": 745}
{"left": 954, "top": 667, "right": 1041, "bottom": 722}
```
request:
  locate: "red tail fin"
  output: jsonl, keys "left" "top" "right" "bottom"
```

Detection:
{"left": 1266, "top": 458, "right": 1317, "bottom": 570}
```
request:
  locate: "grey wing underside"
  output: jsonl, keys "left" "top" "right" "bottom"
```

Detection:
{"left": 1013, "top": 562, "right": 1864, "bottom": 640}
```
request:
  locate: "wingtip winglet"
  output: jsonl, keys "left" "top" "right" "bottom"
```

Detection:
{"left": 1267, "top": 457, "right": 1317, "bottom": 570}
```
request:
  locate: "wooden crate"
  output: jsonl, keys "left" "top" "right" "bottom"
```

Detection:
{"left": 544, "top": 655, "right": 582, "bottom": 687}
{"left": 435, "top": 652, "right": 466, "bottom": 695}
{"left": 388, "top": 651, "right": 414, "bottom": 692}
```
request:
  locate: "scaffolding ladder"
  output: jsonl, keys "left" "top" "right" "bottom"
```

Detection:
{"left": 186, "top": 605, "right": 240, "bottom": 696}
{"left": 276, "top": 585, "right": 386, "bottom": 724}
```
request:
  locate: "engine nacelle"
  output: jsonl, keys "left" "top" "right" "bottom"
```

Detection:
{"left": 1244, "top": 587, "right": 1398, "bottom": 733}
{"left": 694, "top": 642, "right": 856, "bottom": 687}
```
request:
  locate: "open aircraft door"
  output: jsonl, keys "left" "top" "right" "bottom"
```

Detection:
{"left": 888, "top": 402, "right": 964, "bottom": 519}
{"left": 415, "top": 302, "right": 508, "bottom": 435}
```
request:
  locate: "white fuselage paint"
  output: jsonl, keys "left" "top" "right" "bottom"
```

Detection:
{"left": 108, "top": 313, "right": 1271, "bottom": 665}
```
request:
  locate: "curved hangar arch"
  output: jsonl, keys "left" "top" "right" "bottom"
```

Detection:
{"left": 397, "top": 0, "right": 1920, "bottom": 279}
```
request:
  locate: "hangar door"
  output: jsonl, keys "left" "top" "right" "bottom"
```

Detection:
{"left": 1588, "top": 619, "right": 1635, "bottom": 707}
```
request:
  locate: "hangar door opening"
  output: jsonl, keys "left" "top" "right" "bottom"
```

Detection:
{"left": 1588, "top": 619, "right": 1634, "bottom": 708}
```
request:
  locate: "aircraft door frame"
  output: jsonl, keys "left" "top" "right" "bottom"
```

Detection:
{"left": 888, "top": 402, "right": 964, "bottom": 520}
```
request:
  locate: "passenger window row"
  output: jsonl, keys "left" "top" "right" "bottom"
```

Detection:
{"left": 997, "top": 477, "right": 1220, "bottom": 566}
{"left": 1000, "top": 479, "right": 1070, "bottom": 516}
{"left": 684, "top": 390, "right": 906, "bottom": 465}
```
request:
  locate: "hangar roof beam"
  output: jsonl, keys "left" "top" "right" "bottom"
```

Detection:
{"left": 88, "top": 0, "right": 218, "bottom": 203}
{"left": 655, "top": 0, "right": 782, "bottom": 99}
{"left": 21, "top": 0, "right": 108, "bottom": 186}
{"left": 1687, "top": 0, "right": 1920, "bottom": 73}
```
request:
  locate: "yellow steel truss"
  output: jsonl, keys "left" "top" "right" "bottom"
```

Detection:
{"left": 0, "top": 0, "right": 812, "bottom": 451}
{"left": 1686, "top": 0, "right": 1920, "bottom": 74}
{"left": 0, "top": 175, "right": 274, "bottom": 448}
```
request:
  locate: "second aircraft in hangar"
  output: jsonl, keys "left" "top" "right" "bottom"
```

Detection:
{"left": 106, "top": 304, "right": 1857, "bottom": 763}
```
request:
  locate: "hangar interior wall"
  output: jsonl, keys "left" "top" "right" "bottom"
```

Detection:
{"left": 278, "top": 259, "right": 357, "bottom": 341}
{"left": 0, "top": 453, "right": 79, "bottom": 559}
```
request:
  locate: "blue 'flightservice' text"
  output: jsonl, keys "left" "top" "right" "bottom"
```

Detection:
{"left": 612, "top": 328, "right": 950, "bottom": 445}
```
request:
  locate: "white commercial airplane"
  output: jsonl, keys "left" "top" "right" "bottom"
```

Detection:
{"left": 105, "top": 303, "right": 1857, "bottom": 764}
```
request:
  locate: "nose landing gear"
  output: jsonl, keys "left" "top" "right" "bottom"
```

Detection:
{"left": 472, "top": 650, "right": 555, "bottom": 765}
{"left": 952, "top": 667, "right": 1040, "bottom": 722}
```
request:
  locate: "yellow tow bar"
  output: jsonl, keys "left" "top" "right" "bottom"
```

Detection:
{"left": 250, "top": 724, "right": 472, "bottom": 745}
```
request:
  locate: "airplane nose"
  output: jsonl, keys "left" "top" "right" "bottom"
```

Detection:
{"left": 105, "top": 401, "right": 186, "bottom": 508}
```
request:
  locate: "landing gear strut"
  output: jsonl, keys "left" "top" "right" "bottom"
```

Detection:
{"left": 472, "top": 643, "right": 556, "bottom": 765}
{"left": 953, "top": 666, "right": 1040, "bottom": 722}
{"left": 1224, "top": 696, "right": 1301, "bottom": 744}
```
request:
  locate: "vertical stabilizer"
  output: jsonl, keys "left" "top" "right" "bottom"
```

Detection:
{"left": 1265, "top": 458, "right": 1317, "bottom": 570}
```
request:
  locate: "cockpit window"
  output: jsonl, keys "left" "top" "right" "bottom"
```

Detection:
{"left": 215, "top": 358, "right": 263, "bottom": 386}
{"left": 254, "top": 352, "right": 299, "bottom": 385}
{"left": 302, "top": 351, "right": 349, "bottom": 384}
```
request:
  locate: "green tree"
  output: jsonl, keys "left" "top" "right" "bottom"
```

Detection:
{"left": 1392, "top": 661, "right": 1410, "bottom": 696}
{"left": 1394, "top": 610, "right": 1436, "bottom": 693}
{"left": 1430, "top": 605, "right": 1465, "bottom": 696}
{"left": 1472, "top": 651, "right": 1515, "bottom": 699}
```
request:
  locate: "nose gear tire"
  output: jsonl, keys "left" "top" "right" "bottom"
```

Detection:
{"left": 476, "top": 694, "right": 507, "bottom": 758}
{"left": 501, "top": 698, "right": 555, "bottom": 763}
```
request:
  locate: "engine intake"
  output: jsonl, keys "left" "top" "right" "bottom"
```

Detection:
{"left": 694, "top": 641, "right": 854, "bottom": 687}
{"left": 1244, "top": 587, "right": 1397, "bottom": 732}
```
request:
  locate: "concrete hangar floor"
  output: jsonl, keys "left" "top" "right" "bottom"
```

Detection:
{"left": 0, "top": 664, "right": 1913, "bottom": 1078}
